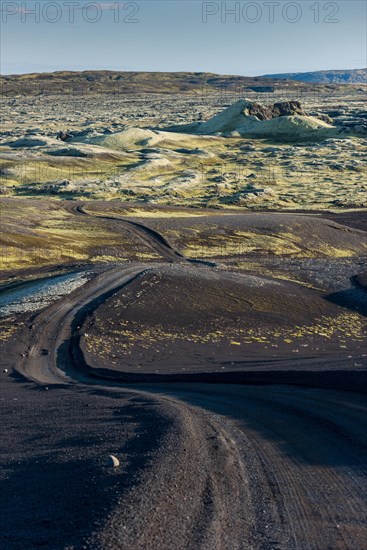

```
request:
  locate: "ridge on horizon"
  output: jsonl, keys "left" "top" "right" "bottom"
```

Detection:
{"left": 1, "top": 67, "right": 366, "bottom": 79}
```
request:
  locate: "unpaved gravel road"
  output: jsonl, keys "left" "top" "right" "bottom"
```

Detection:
{"left": 1, "top": 208, "right": 366, "bottom": 549}
{"left": 74, "top": 205, "right": 187, "bottom": 264}
{"left": 1, "top": 260, "right": 365, "bottom": 550}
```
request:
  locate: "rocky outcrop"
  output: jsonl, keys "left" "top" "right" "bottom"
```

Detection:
{"left": 243, "top": 101, "right": 305, "bottom": 120}
{"left": 165, "top": 99, "right": 337, "bottom": 140}
{"left": 57, "top": 131, "right": 73, "bottom": 142}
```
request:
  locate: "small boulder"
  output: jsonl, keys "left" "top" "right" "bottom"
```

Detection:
{"left": 107, "top": 455, "right": 120, "bottom": 468}
{"left": 57, "top": 131, "right": 73, "bottom": 142}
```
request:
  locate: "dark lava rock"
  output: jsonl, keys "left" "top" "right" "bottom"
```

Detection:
{"left": 272, "top": 101, "right": 305, "bottom": 117}
{"left": 243, "top": 100, "right": 305, "bottom": 120}
{"left": 57, "top": 131, "right": 73, "bottom": 142}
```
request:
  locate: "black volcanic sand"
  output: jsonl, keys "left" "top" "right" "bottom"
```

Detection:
{"left": 85, "top": 203, "right": 367, "bottom": 257}
{"left": 81, "top": 264, "right": 366, "bottom": 377}
{"left": 0, "top": 374, "right": 174, "bottom": 550}
{"left": 1, "top": 207, "right": 367, "bottom": 549}
{"left": 144, "top": 213, "right": 367, "bottom": 261}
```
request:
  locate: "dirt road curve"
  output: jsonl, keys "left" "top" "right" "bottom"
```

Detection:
{"left": 17, "top": 264, "right": 149, "bottom": 384}
{"left": 4, "top": 259, "right": 365, "bottom": 550}
{"left": 139, "top": 383, "right": 367, "bottom": 550}
{"left": 2, "top": 207, "right": 366, "bottom": 549}
{"left": 74, "top": 205, "right": 186, "bottom": 263}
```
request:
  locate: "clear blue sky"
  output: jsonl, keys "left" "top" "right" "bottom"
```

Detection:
{"left": 1, "top": 1, "right": 366, "bottom": 75}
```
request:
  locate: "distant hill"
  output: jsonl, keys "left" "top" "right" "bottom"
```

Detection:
{"left": 0, "top": 70, "right": 354, "bottom": 96}
{"left": 262, "top": 69, "right": 366, "bottom": 84}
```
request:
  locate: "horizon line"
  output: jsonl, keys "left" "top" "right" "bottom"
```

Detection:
{"left": 1, "top": 67, "right": 366, "bottom": 78}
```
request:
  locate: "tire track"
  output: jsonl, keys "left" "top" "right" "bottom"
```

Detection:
{"left": 73, "top": 204, "right": 187, "bottom": 263}
{"left": 147, "top": 383, "right": 367, "bottom": 549}
{"left": 71, "top": 204, "right": 216, "bottom": 267}
{"left": 7, "top": 211, "right": 367, "bottom": 549}
{"left": 12, "top": 265, "right": 254, "bottom": 549}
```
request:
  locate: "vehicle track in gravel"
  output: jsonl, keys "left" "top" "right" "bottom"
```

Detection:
{"left": 3, "top": 206, "right": 366, "bottom": 549}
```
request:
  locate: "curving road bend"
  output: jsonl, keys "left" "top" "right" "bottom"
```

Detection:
{"left": 141, "top": 383, "right": 367, "bottom": 550}
{"left": 4, "top": 206, "right": 367, "bottom": 549}
{"left": 74, "top": 205, "right": 187, "bottom": 263}
{"left": 17, "top": 264, "right": 149, "bottom": 384}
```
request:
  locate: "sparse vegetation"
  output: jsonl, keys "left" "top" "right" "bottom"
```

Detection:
{"left": 1, "top": 90, "right": 366, "bottom": 210}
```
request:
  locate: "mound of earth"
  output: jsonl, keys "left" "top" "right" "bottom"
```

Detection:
{"left": 93, "top": 127, "right": 163, "bottom": 149}
{"left": 236, "top": 114, "right": 335, "bottom": 139}
{"left": 165, "top": 99, "right": 342, "bottom": 140}
{"left": 2, "top": 135, "right": 60, "bottom": 148}
{"left": 45, "top": 143, "right": 127, "bottom": 160}
{"left": 81, "top": 264, "right": 364, "bottom": 375}
{"left": 82, "top": 127, "right": 189, "bottom": 151}
{"left": 47, "top": 147, "right": 89, "bottom": 157}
